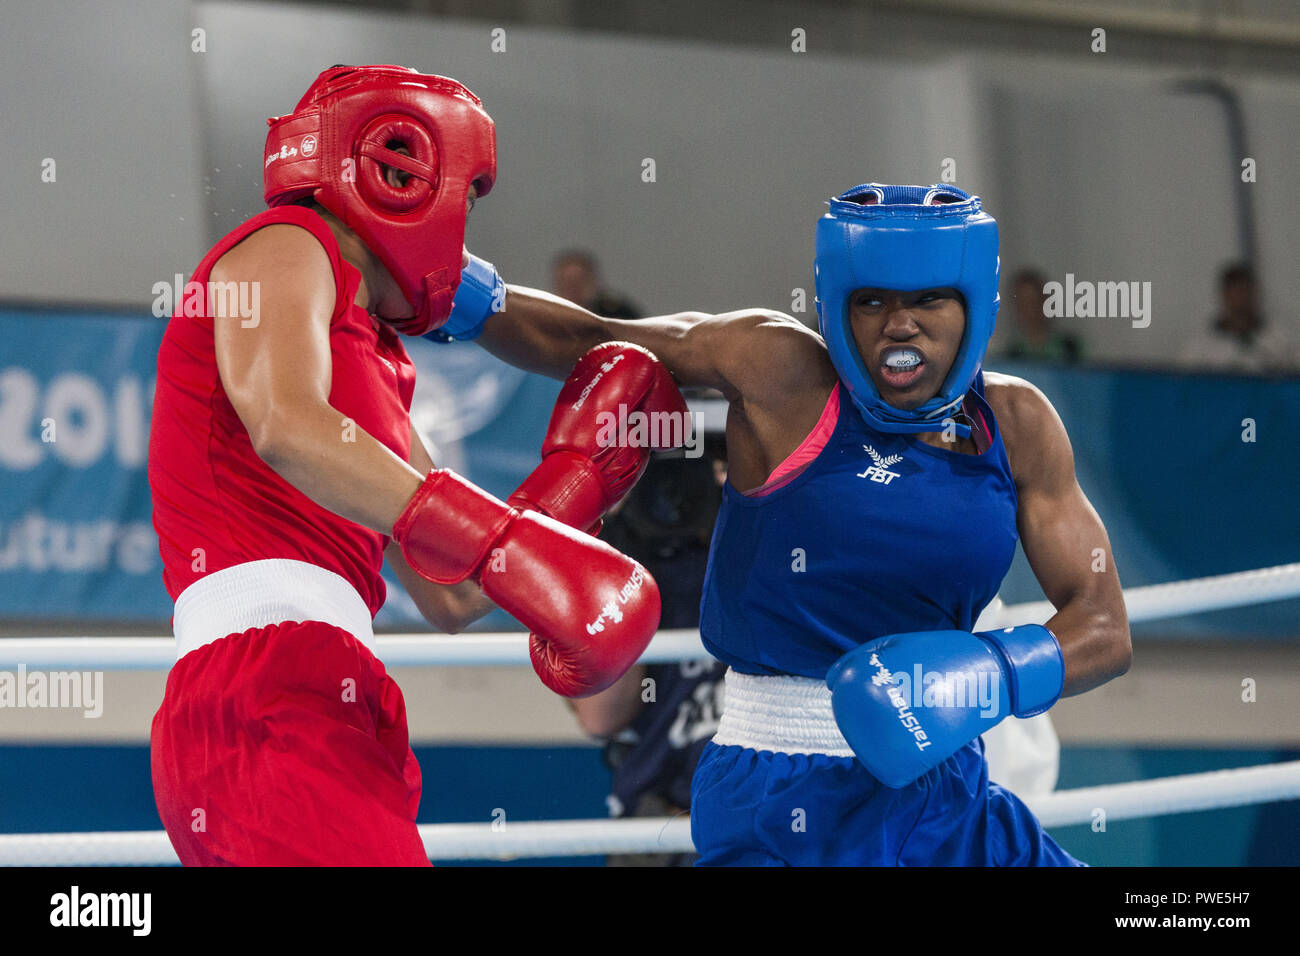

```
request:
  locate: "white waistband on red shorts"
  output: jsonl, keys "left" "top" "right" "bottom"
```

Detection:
{"left": 711, "top": 668, "right": 855, "bottom": 757}
{"left": 172, "top": 559, "right": 376, "bottom": 662}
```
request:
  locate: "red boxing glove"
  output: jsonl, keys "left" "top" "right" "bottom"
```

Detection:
{"left": 507, "top": 342, "right": 689, "bottom": 534}
{"left": 393, "top": 470, "right": 660, "bottom": 697}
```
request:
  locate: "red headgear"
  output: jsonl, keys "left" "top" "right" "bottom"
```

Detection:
{"left": 263, "top": 65, "right": 496, "bottom": 335}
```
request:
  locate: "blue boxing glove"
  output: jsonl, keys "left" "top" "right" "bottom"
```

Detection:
{"left": 826, "top": 625, "right": 1064, "bottom": 788}
{"left": 424, "top": 252, "right": 505, "bottom": 343}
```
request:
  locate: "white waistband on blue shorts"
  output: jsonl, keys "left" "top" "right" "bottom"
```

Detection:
{"left": 712, "top": 668, "right": 855, "bottom": 758}
{"left": 172, "top": 559, "right": 376, "bottom": 662}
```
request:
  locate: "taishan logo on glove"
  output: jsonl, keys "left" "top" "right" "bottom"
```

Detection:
{"left": 585, "top": 566, "right": 645, "bottom": 635}
{"left": 868, "top": 652, "right": 932, "bottom": 752}
{"left": 570, "top": 355, "right": 624, "bottom": 412}
{"left": 867, "top": 648, "right": 1001, "bottom": 722}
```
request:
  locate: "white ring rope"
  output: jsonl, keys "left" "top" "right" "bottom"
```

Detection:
{"left": 1024, "top": 759, "right": 1300, "bottom": 828}
{"left": 998, "top": 561, "right": 1300, "bottom": 631}
{"left": 2, "top": 760, "right": 1298, "bottom": 866}
{"left": 2, "top": 561, "right": 1297, "bottom": 864}
{"left": 2, "top": 562, "right": 1298, "bottom": 671}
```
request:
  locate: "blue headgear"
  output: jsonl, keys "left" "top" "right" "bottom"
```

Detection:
{"left": 814, "top": 183, "right": 999, "bottom": 438}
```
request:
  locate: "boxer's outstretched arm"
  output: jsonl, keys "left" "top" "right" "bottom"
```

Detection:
{"left": 996, "top": 374, "right": 1132, "bottom": 696}
{"left": 213, "top": 223, "right": 424, "bottom": 534}
{"left": 478, "top": 286, "right": 824, "bottom": 402}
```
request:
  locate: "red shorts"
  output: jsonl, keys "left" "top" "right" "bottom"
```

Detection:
{"left": 150, "top": 620, "right": 430, "bottom": 866}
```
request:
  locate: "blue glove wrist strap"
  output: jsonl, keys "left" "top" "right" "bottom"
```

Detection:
{"left": 428, "top": 253, "right": 503, "bottom": 343}
{"left": 976, "top": 624, "right": 1064, "bottom": 718}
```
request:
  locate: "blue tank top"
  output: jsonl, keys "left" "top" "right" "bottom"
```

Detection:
{"left": 700, "top": 374, "right": 1018, "bottom": 679}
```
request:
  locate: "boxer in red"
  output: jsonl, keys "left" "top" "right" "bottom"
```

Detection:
{"left": 147, "top": 65, "right": 685, "bottom": 866}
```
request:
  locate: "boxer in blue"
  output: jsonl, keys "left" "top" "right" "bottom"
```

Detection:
{"left": 441, "top": 183, "right": 1131, "bottom": 866}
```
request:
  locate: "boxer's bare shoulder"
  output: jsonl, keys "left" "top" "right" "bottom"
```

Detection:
{"left": 982, "top": 370, "right": 1073, "bottom": 494}
{"left": 702, "top": 310, "right": 838, "bottom": 491}
{"left": 706, "top": 309, "right": 836, "bottom": 403}
{"left": 210, "top": 222, "right": 332, "bottom": 290}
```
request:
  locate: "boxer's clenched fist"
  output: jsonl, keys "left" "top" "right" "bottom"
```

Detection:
{"left": 508, "top": 342, "right": 689, "bottom": 534}
{"left": 393, "top": 469, "right": 660, "bottom": 697}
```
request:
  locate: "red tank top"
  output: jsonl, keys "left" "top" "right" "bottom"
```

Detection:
{"left": 148, "top": 205, "right": 415, "bottom": 616}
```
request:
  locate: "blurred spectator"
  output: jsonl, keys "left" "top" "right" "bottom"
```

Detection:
{"left": 1176, "top": 263, "right": 1297, "bottom": 374}
{"left": 1002, "top": 268, "right": 1082, "bottom": 364}
{"left": 551, "top": 249, "right": 642, "bottom": 319}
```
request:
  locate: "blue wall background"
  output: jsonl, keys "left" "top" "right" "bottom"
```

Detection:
{"left": 994, "top": 361, "right": 1300, "bottom": 639}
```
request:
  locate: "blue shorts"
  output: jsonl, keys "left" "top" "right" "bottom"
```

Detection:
{"left": 690, "top": 736, "right": 1084, "bottom": 866}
